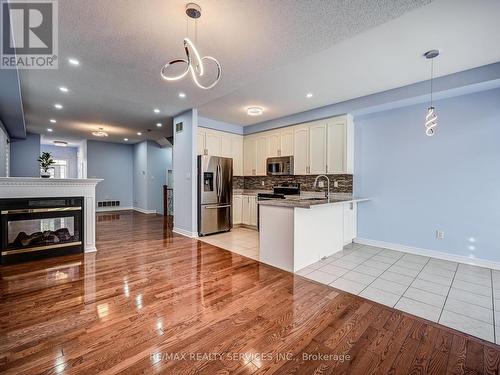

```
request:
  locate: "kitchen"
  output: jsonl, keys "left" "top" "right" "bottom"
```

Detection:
{"left": 197, "top": 113, "right": 366, "bottom": 270}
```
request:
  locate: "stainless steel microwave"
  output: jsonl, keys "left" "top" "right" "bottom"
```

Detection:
{"left": 266, "top": 156, "right": 294, "bottom": 176}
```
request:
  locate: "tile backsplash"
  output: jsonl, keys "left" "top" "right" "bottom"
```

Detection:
{"left": 241, "top": 174, "right": 352, "bottom": 193}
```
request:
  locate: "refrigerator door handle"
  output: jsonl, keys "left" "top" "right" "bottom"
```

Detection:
{"left": 217, "top": 164, "right": 222, "bottom": 199}
{"left": 205, "top": 204, "right": 231, "bottom": 209}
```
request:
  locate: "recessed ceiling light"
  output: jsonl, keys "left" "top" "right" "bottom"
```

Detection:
{"left": 156, "top": 123, "right": 162, "bottom": 127}
{"left": 153, "top": 108, "right": 160, "bottom": 113}
{"left": 306, "top": 92, "right": 313, "bottom": 98}
{"left": 124, "top": 138, "right": 128, "bottom": 141}
{"left": 92, "top": 128, "right": 108, "bottom": 137}
{"left": 137, "top": 132, "right": 142, "bottom": 136}
{"left": 47, "top": 128, "right": 53, "bottom": 132}
{"left": 246, "top": 106, "right": 264, "bottom": 116}
{"left": 68, "top": 58, "right": 80, "bottom": 66}
{"left": 178, "top": 92, "right": 186, "bottom": 98}
{"left": 54, "top": 103, "right": 63, "bottom": 110}
{"left": 59, "top": 86, "right": 69, "bottom": 93}
{"left": 49, "top": 119, "right": 56, "bottom": 123}
{"left": 53, "top": 141, "right": 68, "bottom": 147}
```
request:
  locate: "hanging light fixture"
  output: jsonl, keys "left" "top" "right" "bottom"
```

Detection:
{"left": 161, "top": 3, "right": 221, "bottom": 90}
{"left": 424, "top": 49, "right": 439, "bottom": 136}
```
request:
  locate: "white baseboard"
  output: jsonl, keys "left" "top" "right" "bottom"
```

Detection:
{"left": 133, "top": 207, "right": 157, "bottom": 214}
{"left": 173, "top": 227, "right": 198, "bottom": 238}
{"left": 354, "top": 237, "right": 500, "bottom": 270}
{"left": 84, "top": 246, "right": 97, "bottom": 253}
{"left": 96, "top": 206, "right": 133, "bottom": 212}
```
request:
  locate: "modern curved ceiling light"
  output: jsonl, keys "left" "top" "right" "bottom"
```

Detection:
{"left": 92, "top": 128, "right": 108, "bottom": 137}
{"left": 424, "top": 49, "right": 439, "bottom": 136}
{"left": 161, "top": 3, "right": 221, "bottom": 90}
{"left": 54, "top": 103, "right": 63, "bottom": 109}
{"left": 59, "top": 86, "right": 69, "bottom": 93}
{"left": 53, "top": 141, "right": 68, "bottom": 147}
{"left": 49, "top": 119, "right": 56, "bottom": 123}
{"left": 68, "top": 58, "right": 80, "bottom": 66}
{"left": 246, "top": 106, "right": 264, "bottom": 116}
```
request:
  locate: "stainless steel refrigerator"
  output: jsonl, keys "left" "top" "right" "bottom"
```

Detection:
{"left": 197, "top": 155, "right": 232, "bottom": 236}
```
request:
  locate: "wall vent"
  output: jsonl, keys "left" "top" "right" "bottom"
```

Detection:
{"left": 97, "top": 200, "right": 120, "bottom": 208}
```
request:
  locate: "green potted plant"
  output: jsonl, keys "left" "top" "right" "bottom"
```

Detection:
{"left": 38, "top": 152, "right": 55, "bottom": 178}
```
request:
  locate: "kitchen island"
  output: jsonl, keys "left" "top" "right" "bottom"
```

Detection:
{"left": 258, "top": 195, "right": 369, "bottom": 272}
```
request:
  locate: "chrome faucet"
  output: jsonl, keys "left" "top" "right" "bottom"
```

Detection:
{"left": 313, "top": 175, "right": 330, "bottom": 199}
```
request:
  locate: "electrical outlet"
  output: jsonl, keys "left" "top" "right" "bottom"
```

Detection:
{"left": 436, "top": 230, "right": 445, "bottom": 240}
{"left": 333, "top": 181, "right": 339, "bottom": 188}
{"left": 318, "top": 181, "right": 324, "bottom": 188}
{"left": 261, "top": 181, "right": 265, "bottom": 186}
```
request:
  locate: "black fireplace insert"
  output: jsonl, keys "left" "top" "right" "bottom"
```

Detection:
{"left": 0, "top": 197, "right": 84, "bottom": 264}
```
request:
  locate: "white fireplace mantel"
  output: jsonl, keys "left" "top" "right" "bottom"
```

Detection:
{"left": 0, "top": 177, "right": 103, "bottom": 252}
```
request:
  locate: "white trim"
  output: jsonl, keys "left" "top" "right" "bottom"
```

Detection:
{"left": 133, "top": 207, "right": 157, "bottom": 214}
{"left": 354, "top": 237, "right": 500, "bottom": 270}
{"left": 96, "top": 206, "right": 134, "bottom": 212}
{"left": 173, "top": 227, "right": 198, "bottom": 238}
{"left": 84, "top": 246, "right": 97, "bottom": 253}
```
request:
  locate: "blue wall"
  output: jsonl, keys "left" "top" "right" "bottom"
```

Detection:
{"left": 198, "top": 116, "right": 243, "bottom": 135}
{"left": 133, "top": 141, "right": 148, "bottom": 210}
{"left": 0, "top": 123, "right": 9, "bottom": 177}
{"left": 354, "top": 88, "right": 500, "bottom": 262}
{"left": 147, "top": 141, "right": 172, "bottom": 214}
{"left": 41, "top": 144, "right": 78, "bottom": 178}
{"left": 173, "top": 109, "right": 198, "bottom": 234}
{"left": 87, "top": 140, "right": 134, "bottom": 208}
{"left": 10, "top": 132, "right": 40, "bottom": 177}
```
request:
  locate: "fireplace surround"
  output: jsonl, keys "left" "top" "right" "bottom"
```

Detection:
{"left": 1, "top": 197, "right": 84, "bottom": 263}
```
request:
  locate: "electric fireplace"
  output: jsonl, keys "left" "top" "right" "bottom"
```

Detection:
{"left": 0, "top": 197, "right": 84, "bottom": 264}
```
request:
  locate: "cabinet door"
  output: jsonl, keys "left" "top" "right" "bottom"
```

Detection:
{"left": 343, "top": 202, "right": 357, "bottom": 245}
{"left": 293, "top": 127, "right": 309, "bottom": 175}
{"left": 205, "top": 131, "right": 222, "bottom": 156}
{"left": 220, "top": 133, "right": 232, "bottom": 158}
{"left": 249, "top": 196, "right": 257, "bottom": 226}
{"left": 267, "top": 131, "right": 281, "bottom": 157}
{"left": 255, "top": 136, "right": 268, "bottom": 176}
{"left": 231, "top": 136, "right": 243, "bottom": 176}
{"left": 243, "top": 137, "right": 256, "bottom": 176}
{"left": 242, "top": 196, "right": 251, "bottom": 224}
{"left": 327, "top": 119, "right": 346, "bottom": 174}
{"left": 197, "top": 130, "right": 206, "bottom": 155}
{"left": 309, "top": 123, "right": 327, "bottom": 174}
{"left": 280, "top": 128, "right": 294, "bottom": 156}
{"left": 233, "top": 195, "right": 243, "bottom": 224}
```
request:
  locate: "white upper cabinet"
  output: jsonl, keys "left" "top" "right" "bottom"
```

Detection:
{"left": 197, "top": 128, "right": 243, "bottom": 176}
{"left": 326, "top": 118, "right": 346, "bottom": 174}
{"left": 205, "top": 131, "right": 222, "bottom": 156}
{"left": 231, "top": 136, "right": 243, "bottom": 176}
{"left": 293, "top": 126, "right": 309, "bottom": 175}
{"left": 267, "top": 131, "right": 281, "bottom": 157}
{"left": 244, "top": 136, "right": 256, "bottom": 176}
{"left": 309, "top": 122, "right": 327, "bottom": 175}
{"left": 197, "top": 130, "right": 206, "bottom": 155}
{"left": 255, "top": 136, "right": 268, "bottom": 176}
{"left": 280, "top": 128, "right": 294, "bottom": 156}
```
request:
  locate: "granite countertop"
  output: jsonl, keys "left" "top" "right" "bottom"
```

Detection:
{"left": 258, "top": 195, "right": 370, "bottom": 208}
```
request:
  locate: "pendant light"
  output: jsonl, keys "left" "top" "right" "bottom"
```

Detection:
{"left": 161, "top": 3, "right": 222, "bottom": 90}
{"left": 424, "top": 49, "right": 439, "bottom": 136}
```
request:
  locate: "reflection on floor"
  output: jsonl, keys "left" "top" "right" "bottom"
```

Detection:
{"left": 198, "top": 227, "right": 259, "bottom": 260}
{"left": 297, "top": 242, "right": 499, "bottom": 343}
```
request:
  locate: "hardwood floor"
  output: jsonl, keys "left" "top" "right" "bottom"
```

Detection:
{"left": 1, "top": 210, "right": 499, "bottom": 374}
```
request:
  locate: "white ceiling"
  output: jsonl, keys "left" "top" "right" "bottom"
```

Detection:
{"left": 17, "top": 0, "right": 500, "bottom": 143}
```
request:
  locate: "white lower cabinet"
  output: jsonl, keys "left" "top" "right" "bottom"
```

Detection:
{"left": 233, "top": 195, "right": 243, "bottom": 225}
{"left": 241, "top": 195, "right": 257, "bottom": 227}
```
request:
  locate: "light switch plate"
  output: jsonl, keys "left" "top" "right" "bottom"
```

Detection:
{"left": 318, "top": 181, "right": 325, "bottom": 188}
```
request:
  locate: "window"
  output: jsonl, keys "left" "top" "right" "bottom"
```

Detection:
{"left": 49, "top": 160, "right": 68, "bottom": 179}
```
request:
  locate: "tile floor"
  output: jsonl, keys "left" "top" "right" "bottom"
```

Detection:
{"left": 297, "top": 242, "right": 500, "bottom": 344}
{"left": 198, "top": 227, "right": 259, "bottom": 260}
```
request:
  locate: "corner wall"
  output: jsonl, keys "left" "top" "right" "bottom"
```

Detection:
{"left": 10, "top": 132, "right": 40, "bottom": 177}
{"left": 173, "top": 109, "right": 198, "bottom": 236}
